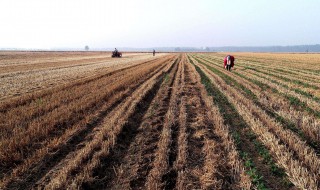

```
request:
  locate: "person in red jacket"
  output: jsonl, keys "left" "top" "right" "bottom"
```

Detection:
{"left": 224, "top": 55, "right": 235, "bottom": 71}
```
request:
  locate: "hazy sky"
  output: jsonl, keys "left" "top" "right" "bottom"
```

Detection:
{"left": 1, "top": 0, "right": 319, "bottom": 48}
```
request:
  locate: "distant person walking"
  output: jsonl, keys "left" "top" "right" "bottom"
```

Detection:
{"left": 153, "top": 49, "right": 156, "bottom": 56}
{"left": 224, "top": 55, "right": 235, "bottom": 71}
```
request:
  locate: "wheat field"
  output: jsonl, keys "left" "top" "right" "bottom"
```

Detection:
{"left": 0, "top": 51, "right": 319, "bottom": 189}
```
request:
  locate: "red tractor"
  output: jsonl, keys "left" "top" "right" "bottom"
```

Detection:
{"left": 112, "top": 49, "right": 122, "bottom": 58}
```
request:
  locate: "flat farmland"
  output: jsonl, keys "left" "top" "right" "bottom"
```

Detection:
{"left": 0, "top": 52, "right": 319, "bottom": 189}
{"left": 0, "top": 52, "right": 161, "bottom": 100}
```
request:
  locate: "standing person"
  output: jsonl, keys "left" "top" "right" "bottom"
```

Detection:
{"left": 224, "top": 55, "right": 235, "bottom": 71}
{"left": 153, "top": 49, "right": 155, "bottom": 56}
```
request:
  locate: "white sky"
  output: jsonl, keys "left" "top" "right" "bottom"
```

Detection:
{"left": 1, "top": 0, "right": 320, "bottom": 48}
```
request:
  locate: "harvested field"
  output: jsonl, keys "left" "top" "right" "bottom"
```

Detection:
{"left": 0, "top": 52, "right": 163, "bottom": 100}
{"left": 0, "top": 52, "right": 319, "bottom": 189}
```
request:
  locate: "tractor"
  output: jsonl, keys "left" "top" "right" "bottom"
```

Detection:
{"left": 112, "top": 49, "right": 122, "bottom": 58}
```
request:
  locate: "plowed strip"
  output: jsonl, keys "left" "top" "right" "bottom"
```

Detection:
{"left": 107, "top": 59, "right": 180, "bottom": 190}
{"left": 192, "top": 56, "right": 317, "bottom": 189}
{"left": 145, "top": 55, "right": 182, "bottom": 190}
{"left": 0, "top": 55, "right": 176, "bottom": 189}
{"left": 183, "top": 56, "right": 245, "bottom": 189}
{"left": 40, "top": 56, "right": 177, "bottom": 189}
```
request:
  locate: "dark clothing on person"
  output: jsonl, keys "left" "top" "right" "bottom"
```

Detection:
{"left": 226, "top": 64, "right": 232, "bottom": 71}
{"left": 224, "top": 55, "right": 235, "bottom": 71}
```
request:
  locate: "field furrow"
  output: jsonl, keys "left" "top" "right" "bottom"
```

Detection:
{"left": 1, "top": 51, "right": 319, "bottom": 190}
{"left": 202, "top": 54, "right": 320, "bottom": 97}
{"left": 37, "top": 56, "right": 177, "bottom": 190}
{"left": 183, "top": 56, "right": 243, "bottom": 189}
{"left": 195, "top": 55, "right": 320, "bottom": 151}
{"left": 0, "top": 55, "right": 176, "bottom": 189}
{"left": 190, "top": 56, "right": 293, "bottom": 189}
{"left": 0, "top": 52, "right": 163, "bottom": 100}
{"left": 192, "top": 55, "right": 318, "bottom": 189}
{"left": 145, "top": 55, "right": 182, "bottom": 189}
{"left": 80, "top": 55, "right": 179, "bottom": 190}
